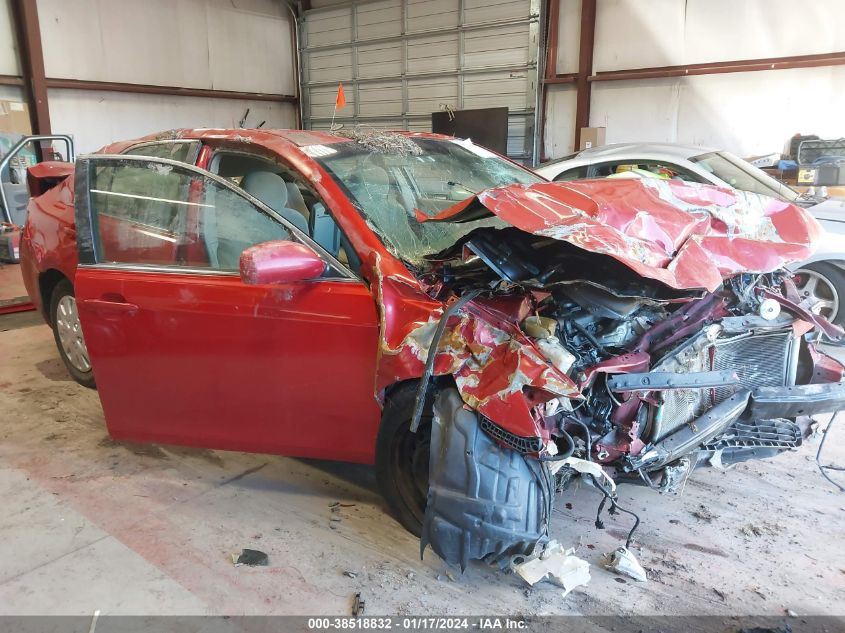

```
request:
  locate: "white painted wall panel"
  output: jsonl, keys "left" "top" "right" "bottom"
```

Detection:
{"left": 543, "top": 85, "right": 576, "bottom": 158}
{"left": 675, "top": 67, "right": 845, "bottom": 156}
{"left": 589, "top": 78, "right": 681, "bottom": 144}
{"left": 594, "top": 0, "right": 685, "bottom": 72}
{"left": 554, "top": 0, "right": 580, "bottom": 75}
{"left": 206, "top": 2, "right": 293, "bottom": 94}
{"left": 0, "top": 0, "right": 19, "bottom": 76}
{"left": 38, "top": 0, "right": 293, "bottom": 94}
{"left": 683, "top": 0, "right": 845, "bottom": 64}
{"left": 594, "top": 0, "right": 845, "bottom": 72}
{"left": 587, "top": 67, "right": 845, "bottom": 158}
{"left": 48, "top": 89, "right": 296, "bottom": 154}
{"left": 0, "top": 85, "right": 22, "bottom": 102}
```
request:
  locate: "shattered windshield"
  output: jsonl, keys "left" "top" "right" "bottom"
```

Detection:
{"left": 309, "top": 136, "right": 542, "bottom": 263}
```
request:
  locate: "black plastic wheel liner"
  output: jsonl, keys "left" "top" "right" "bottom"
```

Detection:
{"left": 420, "top": 389, "right": 553, "bottom": 571}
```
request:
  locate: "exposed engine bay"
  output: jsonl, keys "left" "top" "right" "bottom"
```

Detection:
{"left": 407, "top": 222, "right": 845, "bottom": 570}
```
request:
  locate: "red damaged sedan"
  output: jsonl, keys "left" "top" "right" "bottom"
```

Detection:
{"left": 19, "top": 128, "right": 845, "bottom": 569}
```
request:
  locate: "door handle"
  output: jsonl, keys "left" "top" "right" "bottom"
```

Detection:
{"left": 80, "top": 298, "right": 139, "bottom": 316}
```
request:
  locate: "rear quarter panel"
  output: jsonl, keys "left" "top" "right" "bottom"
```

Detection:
{"left": 20, "top": 175, "right": 79, "bottom": 317}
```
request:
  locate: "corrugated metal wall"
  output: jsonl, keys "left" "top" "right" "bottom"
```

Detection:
{"left": 300, "top": 0, "right": 541, "bottom": 163}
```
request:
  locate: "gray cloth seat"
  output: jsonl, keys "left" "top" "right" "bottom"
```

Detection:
{"left": 241, "top": 171, "right": 309, "bottom": 234}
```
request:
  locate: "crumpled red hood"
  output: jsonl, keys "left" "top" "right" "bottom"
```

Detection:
{"left": 419, "top": 179, "right": 823, "bottom": 292}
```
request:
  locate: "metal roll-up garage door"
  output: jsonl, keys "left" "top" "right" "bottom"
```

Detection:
{"left": 300, "top": 0, "right": 541, "bottom": 164}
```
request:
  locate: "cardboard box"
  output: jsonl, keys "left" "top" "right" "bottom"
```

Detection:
{"left": 797, "top": 167, "right": 818, "bottom": 185}
{"left": 579, "top": 127, "right": 606, "bottom": 150}
{"left": 0, "top": 100, "right": 32, "bottom": 135}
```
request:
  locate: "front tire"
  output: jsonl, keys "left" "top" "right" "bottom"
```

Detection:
{"left": 376, "top": 382, "right": 432, "bottom": 536}
{"left": 50, "top": 280, "right": 96, "bottom": 388}
{"left": 795, "top": 262, "right": 845, "bottom": 327}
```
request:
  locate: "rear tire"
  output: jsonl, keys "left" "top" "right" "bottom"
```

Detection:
{"left": 376, "top": 382, "right": 432, "bottom": 536}
{"left": 795, "top": 262, "right": 845, "bottom": 327}
{"left": 50, "top": 280, "right": 96, "bottom": 388}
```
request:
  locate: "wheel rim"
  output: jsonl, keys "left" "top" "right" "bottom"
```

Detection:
{"left": 795, "top": 270, "right": 839, "bottom": 321}
{"left": 56, "top": 295, "right": 91, "bottom": 373}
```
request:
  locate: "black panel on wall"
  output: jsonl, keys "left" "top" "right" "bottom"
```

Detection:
{"left": 431, "top": 107, "right": 508, "bottom": 155}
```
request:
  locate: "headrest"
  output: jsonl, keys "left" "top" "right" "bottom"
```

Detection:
{"left": 241, "top": 171, "right": 289, "bottom": 213}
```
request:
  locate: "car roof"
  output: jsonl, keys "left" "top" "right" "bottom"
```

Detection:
{"left": 541, "top": 142, "right": 719, "bottom": 168}
{"left": 576, "top": 142, "right": 716, "bottom": 160}
{"left": 102, "top": 128, "right": 455, "bottom": 155}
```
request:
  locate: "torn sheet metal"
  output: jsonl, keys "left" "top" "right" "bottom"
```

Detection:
{"left": 510, "top": 541, "right": 591, "bottom": 596}
{"left": 373, "top": 255, "right": 580, "bottom": 437}
{"left": 419, "top": 179, "right": 822, "bottom": 292}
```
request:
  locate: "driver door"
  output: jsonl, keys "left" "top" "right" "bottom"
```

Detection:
{"left": 73, "top": 155, "right": 382, "bottom": 463}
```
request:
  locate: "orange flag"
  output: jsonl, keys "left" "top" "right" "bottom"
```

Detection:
{"left": 335, "top": 82, "right": 346, "bottom": 109}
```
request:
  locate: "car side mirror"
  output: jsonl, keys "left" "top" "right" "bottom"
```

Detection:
{"left": 240, "top": 240, "right": 326, "bottom": 285}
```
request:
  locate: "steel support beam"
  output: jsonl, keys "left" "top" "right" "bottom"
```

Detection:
{"left": 43, "top": 78, "right": 297, "bottom": 103}
{"left": 10, "top": 0, "right": 50, "bottom": 134}
{"left": 0, "top": 74, "right": 24, "bottom": 87}
{"left": 573, "top": 0, "right": 595, "bottom": 151}
{"left": 590, "top": 51, "right": 845, "bottom": 82}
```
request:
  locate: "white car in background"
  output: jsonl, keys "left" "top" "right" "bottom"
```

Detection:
{"left": 536, "top": 143, "right": 845, "bottom": 326}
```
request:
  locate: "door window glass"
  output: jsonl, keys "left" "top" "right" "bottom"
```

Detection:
{"left": 553, "top": 166, "right": 589, "bottom": 181}
{"left": 591, "top": 160, "right": 699, "bottom": 182}
{"left": 123, "top": 141, "right": 201, "bottom": 164}
{"left": 89, "top": 160, "right": 292, "bottom": 270}
{"left": 210, "top": 151, "right": 360, "bottom": 273}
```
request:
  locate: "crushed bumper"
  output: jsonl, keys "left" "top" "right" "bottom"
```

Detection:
{"left": 748, "top": 382, "right": 845, "bottom": 418}
{"left": 630, "top": 381, "right": 845, "bottom": 472}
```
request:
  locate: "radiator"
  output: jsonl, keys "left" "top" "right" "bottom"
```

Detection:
{"left": 651, "top": 330, "right": 794, "bottom": 441}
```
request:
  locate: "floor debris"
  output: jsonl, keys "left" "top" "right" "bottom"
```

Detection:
{"left": 232, "top": 549, "right": 269, "bottom": 567}
{"left": 601, "top": 546, "right": 648, "bottom": 582}
{"left": 351, "top": 592, "right": 366, "bottom": 617}
{"left": 510, "top": 540, "right": 591, "bottom": 597}
{"left": 740, "top": 523, "right": 783, "bottom": 538}
{"left": 342, "top": 570, "right": 358, "bottom": 579}
{"left": 740, "top": 625, "right": 793, "bottom": 633}
{"left": 691, "top": 504, "right": 718, "bottom": 522}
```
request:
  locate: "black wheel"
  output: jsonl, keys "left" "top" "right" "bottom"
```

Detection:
{"left": 794, "top": 262, "right": 845, "bottom": 327}
{"left": 50, "top": 279, "right": 96, "bottom": 388}
{"left": 375, "top": 382, "right": 432, "bottom": 536}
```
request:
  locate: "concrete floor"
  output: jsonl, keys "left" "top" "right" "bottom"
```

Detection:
{"left": 1, "top": 313, "right": 844, "bottom": 617}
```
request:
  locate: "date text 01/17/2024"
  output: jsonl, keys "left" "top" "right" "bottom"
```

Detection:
{"left": 306, "top": 617, "right": 529, "bottom": 630}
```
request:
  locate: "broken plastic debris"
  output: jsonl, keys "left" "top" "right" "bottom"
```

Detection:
{"left": 547, "top": 456, "right": 617, "bottom": 493}
{"left": 510, "top": 540, "right": 590, "bottom": 596}
{"left": 232, "top": 548, "right": 268, "bottom": 567}
{"left": 601, "top": 546, "right": 647, "bottom": 582}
